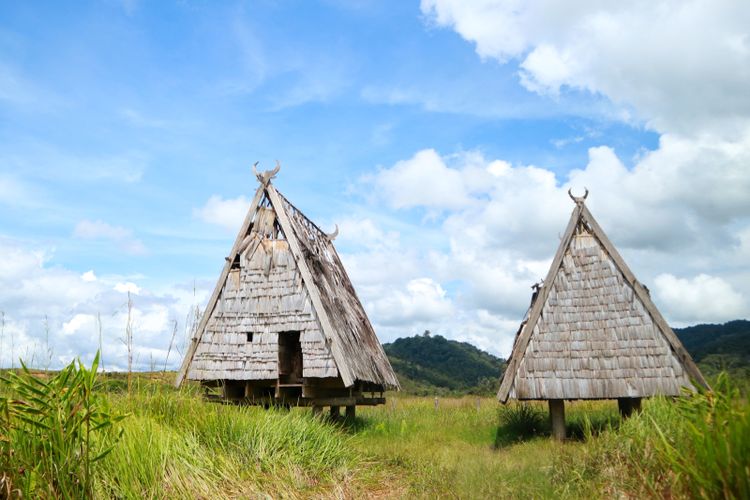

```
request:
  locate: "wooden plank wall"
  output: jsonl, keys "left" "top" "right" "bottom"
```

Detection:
{"left": 187, "top": 237, "right": 338, "bottom": 381}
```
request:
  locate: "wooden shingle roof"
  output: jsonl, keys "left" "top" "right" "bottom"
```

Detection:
{"left": 497, "top": 192, "right": 707, "bottom": 402}
{"left": 176, "top": 166, "right": 399, "bottom": 390}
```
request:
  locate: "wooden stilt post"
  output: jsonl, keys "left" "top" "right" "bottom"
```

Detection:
{"left": 549, "top": 399, "right": 566, "bottom": 441}
{"left": 330, "top": 406, "right": 340, "bottom": 419}
{"left": 345, "top": 405, "right": 356, "bottom": 419}
{"left": 618, "top": 398, "right": 633, "bottom": 418}
{"left": 312, "top": 405, "right": 322, "bottom": 417}
{"left": 618, "top": 397, "right": 641, "bottom": 418}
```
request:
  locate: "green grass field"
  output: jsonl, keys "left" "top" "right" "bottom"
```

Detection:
{"left": 2, "top": 363, "right": 749, "bottom": 499}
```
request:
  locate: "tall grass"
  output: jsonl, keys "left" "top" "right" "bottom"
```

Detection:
{"left": 94, "top": 381, "right": 360, "bottom": 498}
{"left": 2, "top": 367, "right": 748, "bottom": 498}
{"left": 565, "top": 373, "right": 750, "bottom": 499}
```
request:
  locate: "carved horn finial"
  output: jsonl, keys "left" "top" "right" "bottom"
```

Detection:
{"left": 568, "top": 187, "right": 589, "bottom": 204}
{"left": 253, "top": 160, "right": 281, "bottom": 186}
{"left": 326, "top": 224, "right": 339, "bottom": 242}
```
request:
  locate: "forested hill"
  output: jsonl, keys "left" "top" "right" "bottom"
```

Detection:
{"left": 384, "top": 320, "right": 750, "bottom": 395}
{"left": 383, "top": 334, "right": 506, "bottom": 395}
{"left": 674, "top": 319, "right": 750, "bottom": 378}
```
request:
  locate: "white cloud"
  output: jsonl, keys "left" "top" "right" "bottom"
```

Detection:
{"left": 367, "top": 278, "right": 453, "bottom": 326}
{"left": 73, "top": 220, "right": 147, "bottom": 255}
{"left": 346, "top": 2, "right": 750, "bottom": 355}
{"left": 357, "top": 146, "right": 750, "bottom": 355}
{"left": 63, "top": 313, "right": 96, "bottom": 336}
{"left": 114, "top": 282, "right": 141, "bottom": 295}
{"left": 654, "top": 273, "right": 746, "bottom": 324}
{"left": 81, "top": 270, "right": 97, "bottom": 282}
{"left": 194, "top": 195, "right": 250, "bottom": 232}
{"left": 373, "top": 149, "right": 470, "bottom": 210}
{"left": 421, "top": 0, "right": 750, "bottom": 134}
{"left": 0, "top": 239, "right": 203, "bottom": 370}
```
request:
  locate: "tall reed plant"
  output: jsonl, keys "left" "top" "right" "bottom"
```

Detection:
{"left": 0, "top": 352, "right": 126, "bottom": 498}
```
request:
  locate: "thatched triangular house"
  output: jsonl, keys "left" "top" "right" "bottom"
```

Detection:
{"left": 176, "top": 164, "right": 399, "bottom": 416}
{"left": 497, "top": 190, "right": 707, "bottom": 439}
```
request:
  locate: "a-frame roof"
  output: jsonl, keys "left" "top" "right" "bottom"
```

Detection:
{"left": 176, "top": 167, "right": 399, "bottom": 390}
{"left": 497, "top": 192, "right": 707, "bottom": 402}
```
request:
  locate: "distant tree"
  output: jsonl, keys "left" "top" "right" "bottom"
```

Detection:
{"left": 422, "top": 329, "right": 431, "bottom": 338}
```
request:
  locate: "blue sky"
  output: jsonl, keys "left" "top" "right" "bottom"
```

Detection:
{"left": 1, "top": 0, "right": 748, "bottom": 370}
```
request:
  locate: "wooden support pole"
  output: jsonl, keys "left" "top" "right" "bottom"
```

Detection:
{"left": 312, "top": 405, "right": 322, "bottom": 417}
{"left": 618, "top": 397, "right": 641, "bottom": 418}
{"left": 330, "top": 406, "right": 340, "bottom": 419}
{"left": 345, "top": 405, "right": 356, "bottom": 419}
{"left": 549, "top": 399, "right": 566, "bottom": 441}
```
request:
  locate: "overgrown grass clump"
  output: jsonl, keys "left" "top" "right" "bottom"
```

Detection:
{"left": 495, "top": 402, "right": 549, "bottom": 444}
{"left": 586, "top": 373, "right": 750, "bottom": 498}
{"left": 97, "top": 390, "right": 358, "bottom": 498}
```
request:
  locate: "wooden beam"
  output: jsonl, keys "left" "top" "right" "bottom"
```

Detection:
{"left": 549, "top": 399, "right": 566, "bottom": 441}
{"left": 265, "top": 184, "right": 357, "bottom": 387}
{"left": 329, "top": 406, "right": 340, "bottom": 419}
{"left": 175, "top": 185, "right": 265, "bottom": 388}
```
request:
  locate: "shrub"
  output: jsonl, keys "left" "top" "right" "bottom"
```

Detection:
{"left": 495, "top": 403, "right": 548, "bottom": 446}
{"left": 0, "top": 352, "right": 126, "bottom": 498}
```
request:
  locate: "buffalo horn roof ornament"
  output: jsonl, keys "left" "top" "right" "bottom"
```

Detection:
{"left": 252, "top": 160, "right": 281, "bottom": 186}
{"left": 326, "top": 224, "right": 339, "bottom": 242}
{"left": 568, "top": 187, "right": 589, "bottom": 205}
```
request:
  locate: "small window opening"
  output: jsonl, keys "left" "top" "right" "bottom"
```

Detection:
{"left": 247, "top": 332, "right": 254, "bottom": 342}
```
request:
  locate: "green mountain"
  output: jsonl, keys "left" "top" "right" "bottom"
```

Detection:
{"left": 384, "top": 320, "right": 750, "bottom": 395}
{"left": 674, "top": 319, "right": 750, "bottom": 380}
{"left": 383, "top": 334, "right": 506, "bottom": 396}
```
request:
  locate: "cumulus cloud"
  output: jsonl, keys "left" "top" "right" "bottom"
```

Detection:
{"left": 194, "top": 195, "right": 250, "bottom": 231}
{"left": 355, "top": 145, "right": 750, "bottom": 354}
{"left": 0, "top": 239, "right": 205, "bottom": 370}
{"left": 342, "top": 2, "right": 750, "bottom": 354}
{"left": 372, "top": 149, "right": 471, "bottom": 210}
{"left": 367, "top": 278, "right": 454, "bottom": 326}
{"left": 73, "top": 220, "right": 147, "bottom": 255}
{"left": 654, "top": 274, "right": 746, "bottom": 324}
{"left": 421, "top": 0, "right": 750, "bottom": 134}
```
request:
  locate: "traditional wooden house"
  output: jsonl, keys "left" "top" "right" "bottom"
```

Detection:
{"left": 176, "top": 164, "right": 399, "bottom": 417}
{"left": 497, "top": 189, "right": 707, "bottom": 439}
